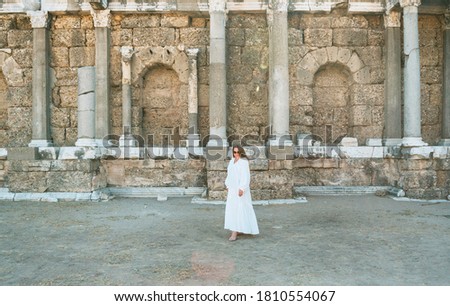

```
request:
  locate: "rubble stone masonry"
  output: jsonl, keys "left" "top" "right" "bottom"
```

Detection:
{"left": 0, "top": 2, "right": 449, "bottom": 200}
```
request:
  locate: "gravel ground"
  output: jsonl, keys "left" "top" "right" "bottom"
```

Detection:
{"left": 1, "top": 195, "right": 449, "bottom": 286}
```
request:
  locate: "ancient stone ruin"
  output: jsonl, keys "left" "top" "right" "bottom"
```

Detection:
{"left": 0, "top": 0, "right": 449, "bottom": 201}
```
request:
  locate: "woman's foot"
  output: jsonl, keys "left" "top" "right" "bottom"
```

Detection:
{"left": 229, "top": 232, "right": 238, "bottom": 241}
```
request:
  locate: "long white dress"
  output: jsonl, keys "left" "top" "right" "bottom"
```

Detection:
{"left": 224, "top": 158, "right": 259, "bottom": 235}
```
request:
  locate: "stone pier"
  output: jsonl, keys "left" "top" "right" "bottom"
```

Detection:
{"left": 383, "top": 10, "right": 402, "bottom": 146}
{"left": 440, "top": 14, "right": 450, "bottom": 146}
{"left": 92, "top": 9, "right": 111, "bottom": 146}
{"left": 119, "top": 46, "right": 137, "bottom": 148}
{"left": 267, "top": 0, "right": 293, "bottom": 158}
{"left": 187, "top": 48, "right": 200, "bottom": 147}
{"left": 75, "top": 67, "right": 96, "bottom": 147}
{"left": 207, "top": 0, "right": 228, "bottom": 149}
{"left": 401, "top": 0, "right": 427, "bottom": 147}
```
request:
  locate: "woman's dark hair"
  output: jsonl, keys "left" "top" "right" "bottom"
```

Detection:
{"left": 233, "top": 145, "right": 247, "bottom": 159}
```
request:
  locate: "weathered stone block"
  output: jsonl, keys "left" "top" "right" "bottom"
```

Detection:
{"left": 179, "top": 28, "right": 209, "bottom": 45}
{"left": 191, "top": 18, "right": 207, "bottom": 28}
{"left": 121, "top": 15, "right": 160, "bottom": 28}
{"left": 303, "top": 29, "right": 332, "bottom": 47}
{"left": 10, "top": 48, "right": 33, "bottom": 68}
{"left": 241, "top": 46, "right": 263, "bottom": 66}
{"left": 54, "top": 15, "right": 81, "bottom": 29}
{"left": 7, "top": 147, "right": 38, "bottom": 161}
{"left": 161, "top": 16, "right": 189, "bottom": 28}
{"left": 54, "top": 67, "right": 78, "bottom": 86}
{"left": 207, "top": 171, "right": 227, "bottom": 191}
{"left": 69, "top": 47, "right": 95, "bottom": 67}
{"left": 7, "top": 30, "right": 32, "bottom": 48}
{"left": 207, "top": 160, "right": 228, "bottom": 171}
{"left": 399, "top": 170, "right": 437, "bottom": 189}
{"left": 133, "top": 28, "right": 176, "bottom": 46}
{"left": 368, "top": 30, "right": 384, "bottom": 46}
{"left": 421, "top": 67, "right": 442, "bottom": 84}
{"left": 288, "top": 28, "right": 303, "bottom": 46}
{"left": 47, "top": 171, "right": 94, "bottom": 192}
{"left": 207, "top": 190, "right": 226, "bottom": 200}
{"left": 228, "top": 14, "right": 267, "bottom": 29}
{"left": 245, "top": 28, "right": 268, "bottom": 46}
{"left": 399, "top": 159, "right": 433, "bottom": 171}
{"left": 51, "top": 47, "right": 69, "bottom": 67}
{"left": 299, "top": 16, "right": 331, "bottom": 29}
{"left": 333, "top": 29, "right": 367, "bottom": 47}
{"left": 353, "top": 66, "right": 371, "bottom": 84}
{"left": 249, "top": 158, "right": 269, "bottom": 171}
{"left": 52, "top": 29, "right": 86, "bottom": 47}
{"left": 331, "top": 16, "right": 368, "bottom": 28}
{"left": 267, "top": 145, "right": 294, "bottom": 160}
{"left": 7, "top": 172, "right": 47, "bottom": 192}
{"left": 6, "top": 86, "right": 32, "bottom": 107}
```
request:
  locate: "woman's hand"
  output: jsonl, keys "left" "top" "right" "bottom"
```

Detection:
{"left": 238, "top": 189, "right": 244, "bottom": 197}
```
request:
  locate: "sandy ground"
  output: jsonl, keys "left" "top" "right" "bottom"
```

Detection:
{"left": 1, "top": 195, "right": 449, "bottom": 286}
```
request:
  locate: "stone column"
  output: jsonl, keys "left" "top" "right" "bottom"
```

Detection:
{"left": 187, "top": 48, "right": 200, "bottom": 147}
{"left": 28, "top": 11, "right": 53, "bottom": 148}
{"left": 400, "top": 0, "right": 427, "bottom": 146}
{"left": 383, "top": 10, "right": 402, "bottom": 146}
{"left": 439, "top": 14, "right": 450, "bottom": 146}
{"left": 92, "top": 9, "right": 111, "bottom": 146}
{"left": 267, "top": 0, "right": 293, "bottom": 157}
{"left": 119, "top": 46, "right": 137, "bottom": 147}
{"left": 206, "top": 0, "right": 228, "bottom": 148}
{"left": 76, "top": 67, "right": 97, "bottom": 147}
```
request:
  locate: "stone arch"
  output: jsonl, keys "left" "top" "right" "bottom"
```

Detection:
{"left": 0, "top": 49, "right": 26, "bottom": 147}
{"left": 132, "top": 47, "right": 189, "bottom": 146}
{"left": 296, "top": 47, "right": 369, "bottom": 144}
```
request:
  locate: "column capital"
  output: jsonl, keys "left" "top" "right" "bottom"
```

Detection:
{"left": 27, "top": 11, "right": 49, "bottom": 29}
{"left": 187, "top": 48, "right": 199, "bottom": 58}
{"left": 209, "top": 0, "right": 226, "bottom": 13}
{"left": 445, "top": 14, "right": 450, "bottom": 30}
{"left": 91, "top": 9, "right": 111, "bottom": 28}
{"left": 120, "top": 46, "right": 134, "bottom": 62}
{"left": 269, "top": 0, "right": 289, "bottom": 11}
{"left": 384, "top": 10, "right": 401, "bottom": 28}
{"left": 399, "top": 0, "right": 420, "bottom": 8}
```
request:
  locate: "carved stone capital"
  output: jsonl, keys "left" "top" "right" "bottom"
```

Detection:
{"left": 186, "top": 48, "right": 199, "bottom": 58}
{"left": 27, "top": 11, "right": 49, "bottom": 29}
{"left": 269, "top": 0, "right": 289, "bottom": 11}
{"left": 120, "top": 46, "right": 134, "bottom": 62}
{"left": 91, "top": 9, "right": 111, "bottom": 28}
{"left": 399, "top": 0, "right": 421, "bottom": 8}
{"left": 384, "top": 10, "right": 401, "bottom": 28}
{"left": 445, "top": 14, "right": 450, "bottom": 30}
{"left": 209, "top": 0, "right": 226, "bottom": 13}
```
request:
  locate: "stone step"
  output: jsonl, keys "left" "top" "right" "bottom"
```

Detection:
{"left": 293, "top": 186, "right": 405, "bottom": 197}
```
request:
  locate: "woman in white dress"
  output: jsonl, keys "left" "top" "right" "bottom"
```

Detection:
{"left": 224, "top": 145, "right": 259, "bottom": 241}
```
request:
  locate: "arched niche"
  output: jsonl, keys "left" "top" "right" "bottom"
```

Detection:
{"left": 296, "top": 47, "right": 374, "bottom": 145}
{"left": 132, "top": 46, "right": 190, "bottom": 146}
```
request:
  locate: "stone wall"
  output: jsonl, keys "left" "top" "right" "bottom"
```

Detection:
{"left": 0, "top": 11, "right": 446, "bottom": 147}
{"left": 102, "top": 158, "right": 207, "bottom": 188}
{"left": 207, "top": 155, "right": 450, "bottom": 200}
{"left": 110, "top": 13, "right": 211, "bottom": 146}
{"left": 419, "top": 14, "right": 444, "bottom": 145}
{"left": 0, "top": 15, "right": 32, "bottom": 147}
{"left": 6, "top": 159, "right": 106, "bottom": 192}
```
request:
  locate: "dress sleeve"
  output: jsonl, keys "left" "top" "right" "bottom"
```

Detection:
{"left": 238, "top": 159, "right": 250, "bottom": 192}
{"left": 225, "top": 160, "right": 232, "bottom": 189}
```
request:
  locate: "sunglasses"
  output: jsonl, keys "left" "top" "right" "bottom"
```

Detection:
{"left": 233, "top": 150, "right": 239, "bottom": 154}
